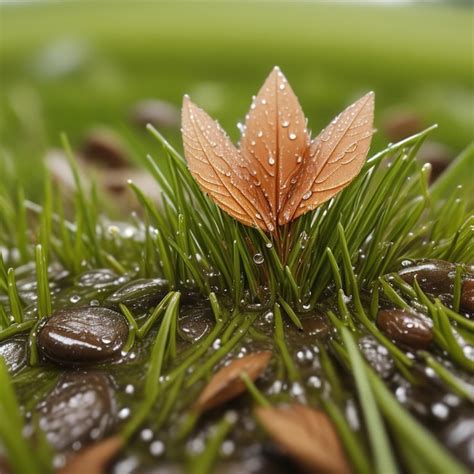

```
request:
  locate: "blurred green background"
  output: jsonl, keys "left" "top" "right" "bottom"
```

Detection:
{"left": 0, "top": 1, "right": 473, "bottom": 202}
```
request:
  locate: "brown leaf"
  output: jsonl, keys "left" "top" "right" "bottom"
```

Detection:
{"left": 280, "top": 92, "right": 374, "bottom": 224}
{"left": 58, "top": 436, "right": 123, "bottom": 474}
{"left": 240, "top": 67, "right": 310, "bottom": 224}
{"left": 256, "top": 404, "right": 351, "bottom": 474}
{"left": 194, "top": 351, "right": 272, "bottom": 412}
{"left": 182, "top": 67, "right": 375, "bottom": 232}
{"left": 182, "top": 96, "right": 273, "bottom": 231}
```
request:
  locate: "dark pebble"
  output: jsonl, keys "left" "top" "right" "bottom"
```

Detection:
{"left": 461, "top": 279, "right": 474, "bottom": 312}
{"left": 80, "top": 128, "right": 129, "bottom": 169}
{"left": 377, "top": 309, "right": 433, "bottom": 350}
{"left": 442, "top": 416, "right": 474, "bottom": 469}
{"left": 104, "top": 278, "right": 168, "bottom": 312}
{"left": 358, "top": 335, "right": 395, "bottom": 379}
{"left": 382, "top": 109, "right": 423, "bottom": 142}
{"left": 0, "top": 337, "right": 27, "bottom": 374}
{"left": 179, "top": 307, "right": 214, "bottom": 343}
{"left": 37, "top": 372, "right": 115, "bottom": 452}
{"left": 38, "top": 306, "right": 128, "bottom": 365}
{"left": 130, "top": 99, "right": 180, "bottom": 129}
{"left": 398, "top": 259, "right": 456, "bottom": 295}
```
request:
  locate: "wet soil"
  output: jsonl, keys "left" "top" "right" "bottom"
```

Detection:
{"left": 2, "top": 261, "right": 473, "bottom": 473}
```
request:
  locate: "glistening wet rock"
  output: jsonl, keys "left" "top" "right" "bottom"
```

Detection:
{"left": 37, "top": 372, "right": 115, "bottom": 452}
{"left": 0, "top": 337, "right": 27, "bottom": 374}
{"left": 179, "top": 306, "right": 214, "bottom": 343}
{"left": 104, "top": 278, "right": 168, "bottom": 312}
{"left": 377, "top": 309, "right": 433, "bottom": 350}
{"left": 38, "top": 307, "right": 128, "bottom": 365}
{"left": 461, "top": 279, "right": 474, "bottom": 312}
{"left": 358, "top": 336, "right": 394, "bottom": 379}
{"left": 398, "top": 259, "right": 456, "bottom": 295}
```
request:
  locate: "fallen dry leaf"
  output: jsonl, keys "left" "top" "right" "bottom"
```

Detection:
{"left": 182, "top": 67, "right": 374, "bottom": 232}
{"left": 256, "top": 404, "right": 351, "bottom": 474}
{"left": 58, "top": 436, "right": 123, "bottom": 474}
{"left": 194, "top": 351, "right": 272, "bottom": 412}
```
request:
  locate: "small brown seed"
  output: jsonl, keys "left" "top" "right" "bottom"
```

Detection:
{"left": 377, "top": 309, "right": 433, "bottom": 349}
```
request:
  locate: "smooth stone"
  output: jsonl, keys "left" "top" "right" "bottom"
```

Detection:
{"left": 38, "top": 306, "right": 128, "bottom": 365}
{"left": 104, "top": 278, "right": 168, "bottom": 312}
{"left": 461, "top": 279, "right": 474, "bottom": 312}
{"left": 359, "top": 335, "right": 395, "bottom": 379}
{"left": 377, "top": 309, "right": 433, "bottom": 350}
{"left": 37, "top": 372, "right": 115, "bottom": 452}
{"left": 80, "top": 127, "right": 129, "bottom": 169}
{"left": 0, "top": 337, "right": 27, "bottom": 374}
{"left": 398, "top": 259, "right": 456, "bottom": 295}
{"left": 179, "top": 307, "right": 214, "bottom": 343}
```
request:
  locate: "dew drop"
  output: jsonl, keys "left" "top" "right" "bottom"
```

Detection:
{"left": 140, "top": 429, "right": 153, "bottom": 442}
{"left": 302, "top": 190, "right": 312, "bottom": 200}
{"left": 253, "top": 253, "right": 265, "bottom": 265}
{"left": 289, "top": 133, "right": 297, "bottom": 141}
{"left": 282, "top": 120, "right": 290, "bottom": 128}
{"left": 150, "top": 440, "right": 165, "bottom": 456}
{"left": 268, "top": 157, "right": 275, "bottom": 166}
{"left": 264, "top": 310, "right": 274, "bottom": 323}
{"left": 118, "top": 407, "right": 131, "bottom": 419}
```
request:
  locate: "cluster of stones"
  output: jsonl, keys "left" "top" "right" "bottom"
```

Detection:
{"left": 376, "top": 259, "right": 474, "bottom": 350}
{"left": 27, "top": 276, "right": 171, "bottom": 458}
{"left": 33, "top": 306, "right": 128, "bottom": 456}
